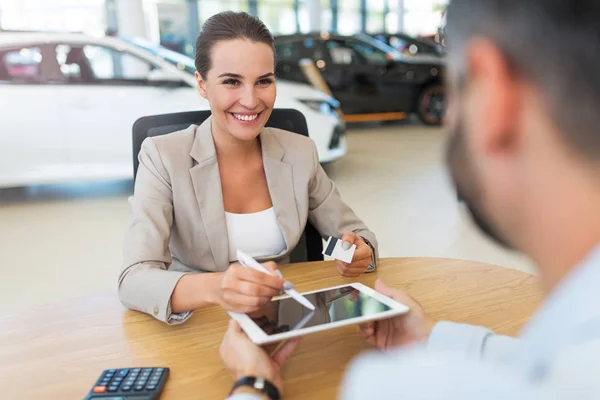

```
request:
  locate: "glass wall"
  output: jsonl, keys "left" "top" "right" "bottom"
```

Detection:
{"left": 365, "top": 0, "right": 386, "bottom": 33}
{"left": 258, "top": 0, "right": 297, "bottom": 35}
{"left": 0, "top": 0, "right": 449, "bottom": 46}
{"left": 297, "top": 0, "right": 332, "bottom": 33}
{"left": 197, "top": 0, "right": 249, "bottom": 25}
{"left": 336, "top": 0, "right": 360, "bottom": 35}
{"left": 0, "top": 0, "right": 106, "bottom": 34}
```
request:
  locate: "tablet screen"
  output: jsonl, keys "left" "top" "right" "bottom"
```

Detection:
{"left": 248, "top": 285, "right": 392, "bottom": 336}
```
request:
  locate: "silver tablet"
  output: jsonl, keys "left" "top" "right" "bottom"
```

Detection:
{"left": 228, "top": 283, "right": 410, "bottom": 345}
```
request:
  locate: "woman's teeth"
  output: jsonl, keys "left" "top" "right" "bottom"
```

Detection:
{"left": 233, "top": 113, "right": 258, "bottom": 122}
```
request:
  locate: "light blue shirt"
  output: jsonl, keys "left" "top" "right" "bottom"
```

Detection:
{"left": 230, "top": 244, "right": 600, "bottom": 400}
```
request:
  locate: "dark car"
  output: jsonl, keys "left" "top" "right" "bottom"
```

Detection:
{"left": 275, "top": 33, "right": 445, "bottom": 125}
{"left": 369, "top": 32, "right": 444, "bottom": 57}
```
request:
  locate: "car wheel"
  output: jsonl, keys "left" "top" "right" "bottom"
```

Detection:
{"left": 417, "top": 84, "right": 446, "bottom": 126}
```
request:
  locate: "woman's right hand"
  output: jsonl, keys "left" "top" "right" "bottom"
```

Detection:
{"left": 216, "top": 262, "right": 288, "bottom": 313}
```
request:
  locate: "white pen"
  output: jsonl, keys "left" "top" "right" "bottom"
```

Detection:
{"left": 236, "top": 250, "right": 316, "bottom": 311}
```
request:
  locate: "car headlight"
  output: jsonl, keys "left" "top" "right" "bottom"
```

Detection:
{"left": 298, "top": 99, "right": 331, "bottom": 114}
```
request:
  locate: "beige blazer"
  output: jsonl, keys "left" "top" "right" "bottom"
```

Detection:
{"left": 118, "top": 117, "right": 378, "bottom": 323}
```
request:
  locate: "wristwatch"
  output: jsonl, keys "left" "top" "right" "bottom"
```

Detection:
{"left": 360, "top": 236, "right": 377, "bottom": 273}
{"left": 230, "top": 376, "right": 280, "bottom": 400}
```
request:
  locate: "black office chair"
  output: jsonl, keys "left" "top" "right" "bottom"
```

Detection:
{"left": 132, "top": 109, "right": 324, "bottom": 263}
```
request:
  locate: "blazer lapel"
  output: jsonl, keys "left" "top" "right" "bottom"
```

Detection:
{"left": 189, "top": 117, "right": 230, "bottom": 271}
{"left": 260, "top": 129, "right": 300, "bottom": 256}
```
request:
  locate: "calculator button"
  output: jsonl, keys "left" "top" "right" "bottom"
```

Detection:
{"left": 156, "top": 368, "right": 164, "bottom": 372}
{"left": 107, "top": 369, "right": 116, "bottom": 373}
{"left": 121, "top": 385, "right": 132, "bottom": 391}
{"left": 132, "top": 368, "right": 141, "bottom": 372}
{"left": 142, "top": 368, "right": 152, "bottom": 373}
{"left": 134, "top": 385, "right": 145, "bottom": 391}
{"left": 107, "top": 386, "right": 119, "bottom": 392}
{"left": 117, "top": 369, "right": 129, "bottom": 377}
{"left": 147, "top": 384, "right": 157, "bottom": 390}
{"left": 93, "top": 386, "right": 106, "bottom": 393}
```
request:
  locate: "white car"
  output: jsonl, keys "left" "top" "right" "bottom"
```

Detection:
{"left": 0, "top": 32, "right": 346, "bottom": 188}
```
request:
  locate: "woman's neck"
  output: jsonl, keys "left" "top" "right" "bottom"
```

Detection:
{"left": 211, "top": 119, "right": 261, "bottom": 161}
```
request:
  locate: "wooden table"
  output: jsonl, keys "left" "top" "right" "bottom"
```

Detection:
{"left": 0, "top": 258, "right": 543, "bottom": 399}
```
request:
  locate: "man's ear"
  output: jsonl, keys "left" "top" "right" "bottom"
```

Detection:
{"left": 195, "top": 71, "right": 207, "bottom": 98}
{"left": 465, "top": 38, "right": 521, "bottom": 157}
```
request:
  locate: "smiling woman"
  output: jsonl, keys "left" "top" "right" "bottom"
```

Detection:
{"left": 118, "top": 12, "right": 378, "bottom": 333}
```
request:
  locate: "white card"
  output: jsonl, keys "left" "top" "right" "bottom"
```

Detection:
{"left": 322, "top": 236, "right": 356, "bottom": 263}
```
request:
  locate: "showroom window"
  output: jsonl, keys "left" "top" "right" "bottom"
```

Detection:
{"left": 0, "top": 47, "right": 43, "bottom": 84}
{"left": 337, "top": 0, "right": 361, "bottom": 35}
{"left": 366, "top": 0, "right": 386, "bottom": 33}
{"left": 55, "top": 44, "right": 155, "bottom": 83}
{"left": 297, "top": 0, "right": 332, "bottom": 33}
{"left": 198, "top": 0, "right": 249, "bottom": 26}
{"left": 259, "top": 0, "right": 297, "bottom": 35}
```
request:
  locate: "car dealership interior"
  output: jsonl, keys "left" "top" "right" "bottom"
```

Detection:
{"left": 0, "top": 0, "right": 533, "bottom": 309}
{"left": 0, "top": 1, "right": 540, "bottom": 398}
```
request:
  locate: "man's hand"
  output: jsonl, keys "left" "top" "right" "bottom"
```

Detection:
{"left": 336, "top": 232, "right": 373, "bottom": 277}
{"left": 220, "top": 320, "right": 301, "bottom": 395}
{"left": 359, "top": 279, "right": 437, "bottom": 350}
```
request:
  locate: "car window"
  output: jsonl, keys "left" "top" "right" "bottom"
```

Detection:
{"left": 346, "top": 40, "right": 389, "bottom": 66}
{"left": 327, "top": 41, "right": 357, "bottom": 65}
{"left": 389, "top": 36, "right": 409, "bottom": 50}
{"left": 0, "top": 47, "right": 43, "bottom": 84}
{"left": 276, "top": 39, "right": 326, "bottom": 64}
{"left": 55, "top": 44, "right": 158, "bottom": 84}
{"left": 276, "top": 42, "right": 301, "bottom": 62}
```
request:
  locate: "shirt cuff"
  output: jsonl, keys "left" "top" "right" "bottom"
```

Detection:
{"left": 427, "top": 321, "right": 495, "bottom": 360}
{"left": 358, "top": 235, "right": 377, "bottom": 272}
{"left": 166, "top": 302, "right": 192, "bottom": 325}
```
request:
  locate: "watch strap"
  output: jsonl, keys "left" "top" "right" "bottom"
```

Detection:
{"left": 230, "top": 376, "right": 280, "bottom": 400}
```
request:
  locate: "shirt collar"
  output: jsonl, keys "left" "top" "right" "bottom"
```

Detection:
{"left": 520, "top": 243, "right": 600, "bottom": 353}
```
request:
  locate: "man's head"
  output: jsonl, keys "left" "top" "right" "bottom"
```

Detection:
{"left": 445, "top": 0, "right": 600, "bottom": 253}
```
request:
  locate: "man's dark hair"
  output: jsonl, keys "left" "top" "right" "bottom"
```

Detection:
{"left": 446, "top": 0, "right": 600, "bottom": 159}
{"left": 195, "top": 11, "right": 275, "bottom": 79}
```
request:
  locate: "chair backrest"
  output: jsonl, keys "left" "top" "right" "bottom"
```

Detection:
{"left": 132, "top": 108, "right": 324, "bottom": 263}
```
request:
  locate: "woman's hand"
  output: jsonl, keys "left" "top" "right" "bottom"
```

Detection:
{"left": 220, "top": 320, "right": 301, "bottom": 395}
{"left": 216, "top": 262, "right": 290, "bottom": 313}
{"left": 336, "top": 232, "right": 373, "bottom": 277}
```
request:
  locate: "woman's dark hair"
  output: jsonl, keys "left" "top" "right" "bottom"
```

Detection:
{"left": 195, "top": 11, "right": 276, "bottom": 79}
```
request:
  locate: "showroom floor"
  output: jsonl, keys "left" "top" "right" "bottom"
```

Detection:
{"left": 0, "top": 120, "right": 534, "bottom": 312}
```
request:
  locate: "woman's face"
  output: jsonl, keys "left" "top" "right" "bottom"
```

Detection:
{"left": 195, "top": 39, "right": 277, "bottom": 142}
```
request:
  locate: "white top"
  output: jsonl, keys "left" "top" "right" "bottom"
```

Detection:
{"left": 225, "top": 207, "right": 286, "bottom": 263}
{"left": 230, "top": 243, "right": 600, "bottom": 400}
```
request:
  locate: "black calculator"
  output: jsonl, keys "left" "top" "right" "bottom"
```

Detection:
{"left": 84, "top": 367, "right": 169, "bottom": 400}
